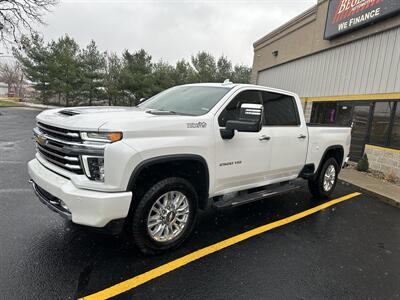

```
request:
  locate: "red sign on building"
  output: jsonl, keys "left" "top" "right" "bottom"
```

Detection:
{"left": 324, "top": 0, "right": 400, "bottom": 39}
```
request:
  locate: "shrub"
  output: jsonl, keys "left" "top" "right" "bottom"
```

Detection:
{"left": 356, "top": 153, "right": 369, "bottom": 172}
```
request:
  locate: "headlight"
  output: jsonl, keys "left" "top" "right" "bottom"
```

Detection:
{"left": 82, "top": 156, "right": 105, "bottom": 182}
{"left": 80, "top": 132, "right": 123, "bottom": 143}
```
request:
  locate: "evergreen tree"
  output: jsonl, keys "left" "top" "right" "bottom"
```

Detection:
{"left": 231, "top": 64, "right": 252, "bottom": 83}
{"left": 15, "top": 35, "right": 252, "bottom": 106}
{"left": 49, "top": 35, "right": 82, "bottom": 107}
{"left": 191, "top": 51, "right": 217, "bottom": 82}
{"left": 80, "top": 40, "right": 106, "bottom": 105}
{"left": 151, "top": 60, "right": 175, "bottom": 95}
{"left": 173, "top": 59, "right": 196, "bottom": 85}
{"left": 216, "top": 56, "right": 233, "bottom": 82}
{"left": 120, "top": 49, "right": 153, "bottom": 106}
{"left": 104, "top": 53, "right": 122, "bottom": 106}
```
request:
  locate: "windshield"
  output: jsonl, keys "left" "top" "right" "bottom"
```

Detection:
{"left": 139, "top": 85, "right": 231, "bottom": 116}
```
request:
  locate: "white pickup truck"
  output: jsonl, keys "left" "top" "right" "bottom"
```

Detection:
{"left": 28, "top": 82, "right": 351, "bottom": 254}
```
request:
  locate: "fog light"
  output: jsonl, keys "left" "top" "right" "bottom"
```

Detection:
{"left": 82, "top": 156, "right": 105, "bottom": 182}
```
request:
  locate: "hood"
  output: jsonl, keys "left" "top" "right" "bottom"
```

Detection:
{"left": 35, "top": 106, "right": 206, "bottom": 132}
{"left": 36, "top": 106, "right": 143, "bottom": 131}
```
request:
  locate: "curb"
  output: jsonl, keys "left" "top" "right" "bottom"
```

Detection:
{"left": 339, "top": 179, "right": 400, "bottom": 208}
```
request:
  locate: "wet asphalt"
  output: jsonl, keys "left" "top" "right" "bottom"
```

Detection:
{"left": 0, "top": 107, "right": 399, "bottom": 300}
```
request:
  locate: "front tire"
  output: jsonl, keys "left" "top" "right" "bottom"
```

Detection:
{"left": 131, "top": 177, "right": 198, "bottom": 255}
{"left": 308, "top": 158, "right": 339, "bottom": 199}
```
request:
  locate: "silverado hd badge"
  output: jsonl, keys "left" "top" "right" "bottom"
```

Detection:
{"left": 186, "top": 122, "right": 207, "bottom": 128}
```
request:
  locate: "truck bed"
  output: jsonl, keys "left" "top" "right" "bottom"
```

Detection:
{"left": 305, "top": 125, "right": 352, "bottom": 169}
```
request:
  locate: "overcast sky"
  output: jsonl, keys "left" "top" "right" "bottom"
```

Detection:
{"left": 33, "top": 0, "right": 316, "bottom": 66}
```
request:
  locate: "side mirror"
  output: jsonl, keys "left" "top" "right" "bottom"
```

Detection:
{"left": 220, "top": 103, "right": 263, "bottom": 139}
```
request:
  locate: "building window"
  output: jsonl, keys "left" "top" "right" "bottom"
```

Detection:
{"left": 369, "top": 102, "right": 394, "bottom": 146}
{"left": 389, "top": 103, "right": 400, "bottom": 149}
{"left": 336, "top": 104, "right": 353, "bottom": 126}
{"left": 310, "top": 102, "right": 337, "bottom": 124}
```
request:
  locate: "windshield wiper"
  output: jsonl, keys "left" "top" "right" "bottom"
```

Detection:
{"left": 145, "top": 109, "right": 194, "bottom": 116}
{"left": 145, "top": 109, "right": 177, "bottom": 115}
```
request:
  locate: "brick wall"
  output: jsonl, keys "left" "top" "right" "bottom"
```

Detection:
{"left": 365, "top": 145, "right": 400, "bottom": 178}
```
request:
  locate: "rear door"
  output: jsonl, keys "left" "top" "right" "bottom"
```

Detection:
{"left": 261, "top": 91, "right": 308, "bottom": 180}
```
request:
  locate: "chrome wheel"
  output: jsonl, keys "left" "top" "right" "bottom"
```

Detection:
{"left": 323, "top": 165, "right": 336, "bottom": 192}
{"left": 147, "top": 191, "right": 190, "bottom": 243}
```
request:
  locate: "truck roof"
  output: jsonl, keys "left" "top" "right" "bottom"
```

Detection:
{"left": 182, "top": 82, "right": 296, "bottom": 96}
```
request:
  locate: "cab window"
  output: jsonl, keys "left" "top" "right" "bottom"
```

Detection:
{"left": 218, "top": 90, "right": 262, "bottom": 127}
{"left": 261, "top": 91, "right": 300, "bottom": 126}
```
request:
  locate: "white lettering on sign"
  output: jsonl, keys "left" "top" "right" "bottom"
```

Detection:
{"left": 349, "top": 8, "right": 380, "bottom": 26}
{"left": 337, "top": 7, "right": 380, "bottom": 31}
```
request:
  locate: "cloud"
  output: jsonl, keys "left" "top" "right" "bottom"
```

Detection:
{"left": 38, "top": 0, "right": 315, "bottom": 65}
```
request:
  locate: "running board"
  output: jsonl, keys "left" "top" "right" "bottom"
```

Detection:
{"left": 213, "top": 182, "right": 302, "bottom": 209}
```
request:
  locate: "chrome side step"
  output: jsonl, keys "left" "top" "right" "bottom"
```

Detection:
{"left": 213, "top": 181, "right": 302, "bottom": 209}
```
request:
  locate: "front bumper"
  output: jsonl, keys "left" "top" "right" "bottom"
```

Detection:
{"left": 28, "top": 158, "right": 132, "bottom": 228}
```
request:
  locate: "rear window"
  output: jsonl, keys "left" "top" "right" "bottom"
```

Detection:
{"left": 262, "top": 92, "right": 300, "bottom": 126}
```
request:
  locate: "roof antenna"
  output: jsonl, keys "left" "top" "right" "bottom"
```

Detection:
{"left": 222, "top": 79, "right": 233, "bottom": 85}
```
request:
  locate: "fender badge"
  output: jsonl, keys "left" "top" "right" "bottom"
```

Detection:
{"left": 187, "top": 122, "right": 207, "bottom": 128}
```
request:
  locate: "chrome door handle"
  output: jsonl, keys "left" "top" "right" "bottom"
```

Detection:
{"left": 259, "top": 135, "right": 271, "bottom": 141}
{"left": 298, "top": 134, "right": 307, "bottom": 139}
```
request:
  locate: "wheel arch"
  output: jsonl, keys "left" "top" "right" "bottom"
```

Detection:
{"left": 314, "top": 145, "right": 344, "bottom": 179}
{"left": 126, "top": 154, "right": 210, "bottom": 209}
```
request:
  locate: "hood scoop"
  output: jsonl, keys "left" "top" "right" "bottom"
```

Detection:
{"left": 59, "top": 109, "right": 81, "bottom": 116}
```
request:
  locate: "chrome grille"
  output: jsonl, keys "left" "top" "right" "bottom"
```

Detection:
{"left": 37, "top": 122, "right": 81, "bottom": 142}
{"left": 33, "top": 123, "right": 104, "bottom": 175}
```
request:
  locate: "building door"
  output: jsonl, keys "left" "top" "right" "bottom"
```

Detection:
{"left": 349, "top": 105, "right": 371, "bottom": 161}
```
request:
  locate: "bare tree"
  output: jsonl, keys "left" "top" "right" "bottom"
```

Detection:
{"left": 0, "top": 61, "right": 24, "bottom": 97}
{"left": 0, "top": 0, "right": 57, "bottom": 46}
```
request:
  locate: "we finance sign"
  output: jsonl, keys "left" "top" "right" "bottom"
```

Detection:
{"left": 324, "top": 0, "right": 400, "bottom": 40}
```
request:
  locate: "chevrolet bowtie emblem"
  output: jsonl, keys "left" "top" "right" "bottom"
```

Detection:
{"left": 36, "top": 134, "right": 47, "bottom": 146}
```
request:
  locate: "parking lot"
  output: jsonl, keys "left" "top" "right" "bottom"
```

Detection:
{"left": 1, "top": 107, "right": 399, "bottom": 300}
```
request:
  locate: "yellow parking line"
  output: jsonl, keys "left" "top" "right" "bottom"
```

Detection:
{"left": 81, "top": 192, "right": 362, "bottom": 300}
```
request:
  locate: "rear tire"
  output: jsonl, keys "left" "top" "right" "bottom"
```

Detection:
{"left": 308, "top": 158, "right": 339, "bottom": 199}
{"left": 131, "top": 177, "right": 198, "bottom": 255}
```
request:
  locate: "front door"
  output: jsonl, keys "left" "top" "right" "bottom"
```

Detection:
{"left": 214, "top": 90, "right": 271, "bottom": 194}
{"left": 349, "top": 105, "right": 371, "bottom": 161}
